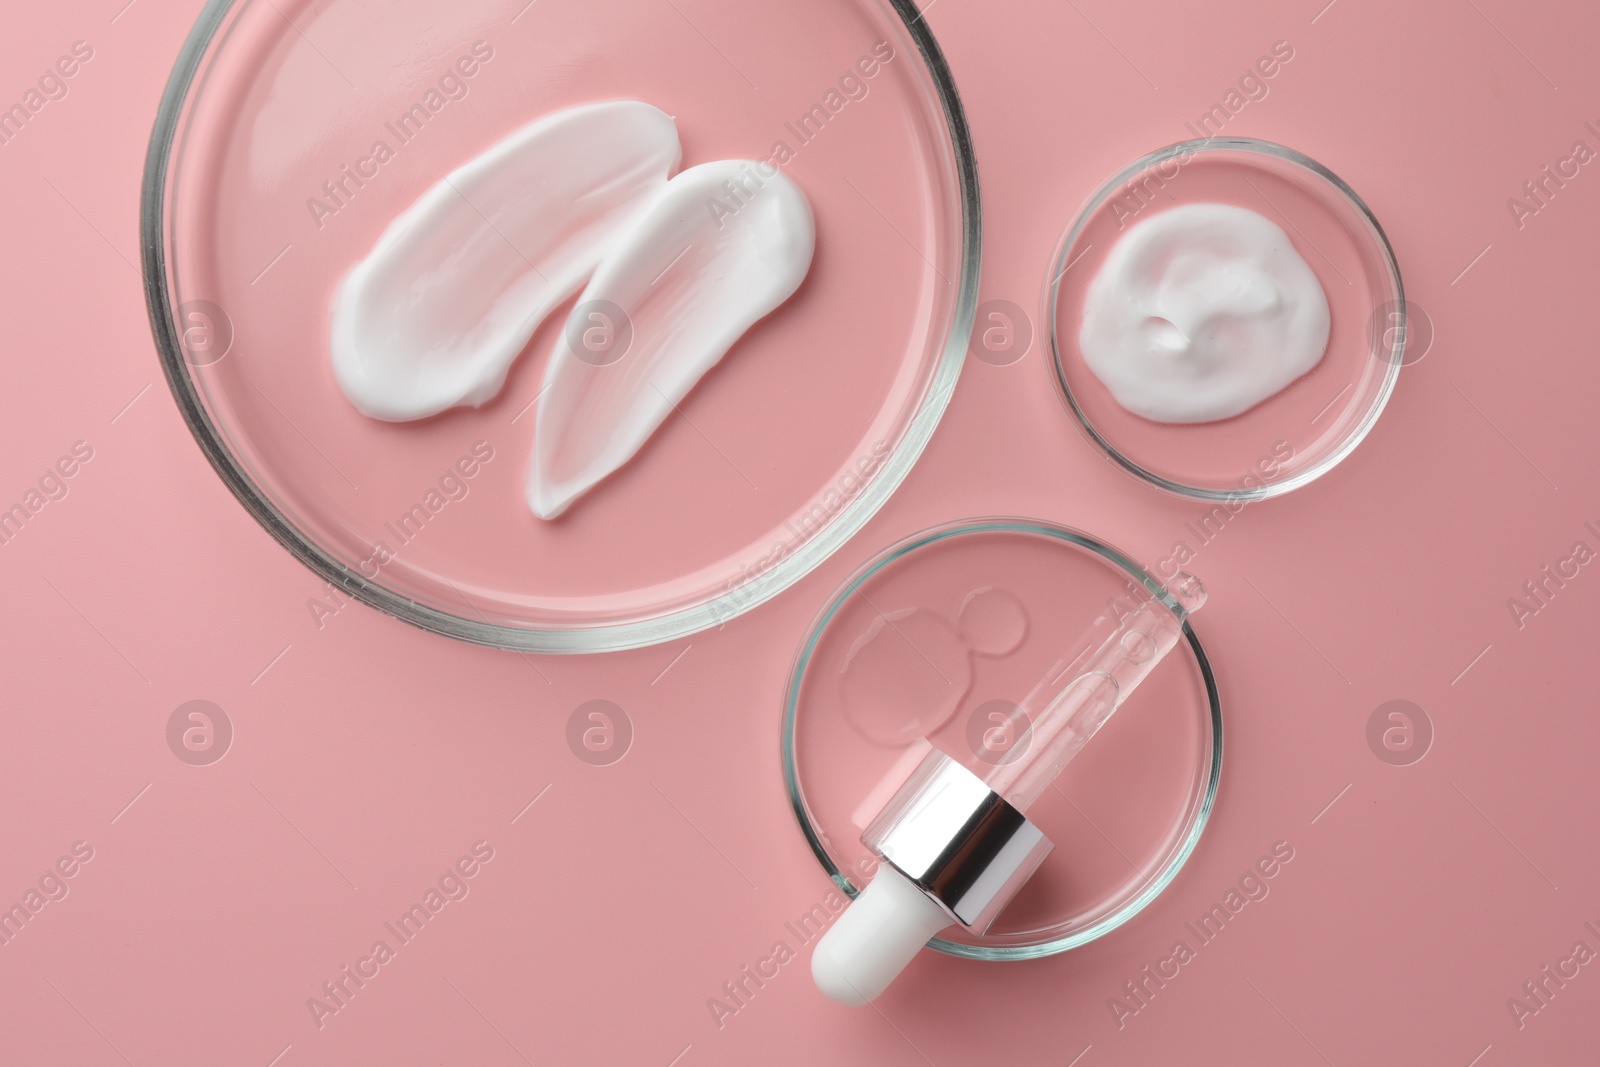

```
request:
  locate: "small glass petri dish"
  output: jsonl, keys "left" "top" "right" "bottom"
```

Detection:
{"left": 783, "top": 518, "right": 1222, "bottom": 959}
{"left": 142, "top": 0, "right": 978, "bottom": 652}
{"left": 1046, "top": 139, "right": 1405, "bottom": 501}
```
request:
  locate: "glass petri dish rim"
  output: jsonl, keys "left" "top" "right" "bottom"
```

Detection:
{"left": 1044, "top": 137, "right": 1406, "bottom": 503}
{"left": 781, "top": 516, "right": 1224, "bottom": 961}
{"left": 139, "top": 0, "right": 982, "bottom": 653}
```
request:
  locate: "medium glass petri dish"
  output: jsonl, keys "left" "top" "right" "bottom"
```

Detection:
{"left": 1047, "top": 139, "right": 1404, "bottom": 501}
{"left": 142, "top": 0, "right": 978, "bottom": 652}
{"left": 783, "top": 518, "right": 1222, "bottom": 959}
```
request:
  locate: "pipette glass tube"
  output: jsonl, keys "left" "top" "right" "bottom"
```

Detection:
{"left": 985, "top": 571, "right": 1206, "bottom": 813}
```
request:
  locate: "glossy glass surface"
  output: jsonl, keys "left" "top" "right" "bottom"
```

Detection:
{"left": 784, "top": 519, "right": 1223, "bottom": 959}
{"left": 143, "top": 0, "right": 979, "bottom": 650}
{"left": 1048, "top": 139, "right": 1405, "bottom": 501}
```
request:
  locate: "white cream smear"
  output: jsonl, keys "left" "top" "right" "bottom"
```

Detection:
{"left": 529, "top": 160, "right": 815, "bottom": 519}
{"left": 1078, "top": 203, "right": 1330, "bottom": 423}
{"left": 330, "top": 101, "right": 681, "bottom": 420}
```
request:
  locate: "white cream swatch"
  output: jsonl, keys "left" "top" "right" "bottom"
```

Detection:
{"left": 1079, "top": 203, "right": 1330, "bottom": 423}
{"left": 330, "top": 101, "right": 681, "bottom": 420}
{"left": 529, "top": 160, "right": 815, "bottom": 519}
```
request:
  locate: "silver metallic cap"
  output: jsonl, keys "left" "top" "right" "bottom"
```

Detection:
{"left": 861, "top": 748, "right": 1053, "bottom": 933}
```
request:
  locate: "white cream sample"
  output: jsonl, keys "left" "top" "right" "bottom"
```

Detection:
{"left": 1078, "top": 203, "right": 1330, "bottom": 423}
{"left": 330, "top": 101, "right": 681, "bottom": 421}
{"left": 529, "top": 160, "right": 815, "bottom": 519}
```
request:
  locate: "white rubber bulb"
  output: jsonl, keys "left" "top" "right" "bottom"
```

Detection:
{"left": 811, "top": 866, "right": 952, "bottom": 1006}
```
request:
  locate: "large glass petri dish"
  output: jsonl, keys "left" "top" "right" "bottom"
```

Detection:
{"left": 1047, "top": 139, "right": 1404, "bottom": 501}
{"left": 142, "top": 0, "right": 978, "bottom": 652}
{"left": 783, "top": 519, "right": 1222, "bottom": 959}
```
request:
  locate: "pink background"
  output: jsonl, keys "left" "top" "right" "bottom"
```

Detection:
{"left": 3, "top": 0, "right": 1598, "bottom": 1064}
